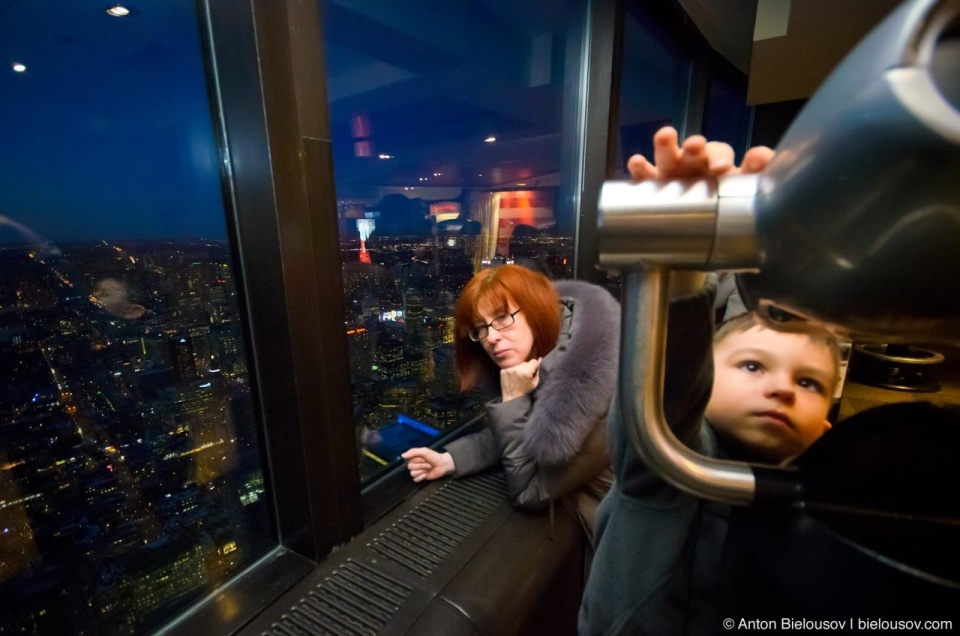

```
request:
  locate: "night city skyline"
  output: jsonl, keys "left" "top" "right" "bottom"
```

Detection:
{"left": 0, "top": 224, "right": 574, "bottom": 631}
{"left": 0, "top": 239, "right": 271, "bottom": 633}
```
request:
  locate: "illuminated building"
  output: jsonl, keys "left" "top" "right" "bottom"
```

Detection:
{"left": 169, "top": 336, "right": 198, "bottom": 384}
{"left": 120, "top": 537, "right": 208, "bottom": 628}
{"left": 422, "top": 394, "right": 480, "bottom": 430}
{"left": 374, "top": 336, "right": 405, "bottom": 380}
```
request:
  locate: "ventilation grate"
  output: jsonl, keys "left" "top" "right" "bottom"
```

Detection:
{"left": 266, "top": 559, "right": 411, "bottom": 636}
{"left": 368, "top": 472, "right": 507, "bottom": 576}
{"left": 263, "top": 473, "right": 508, "bottom": 635}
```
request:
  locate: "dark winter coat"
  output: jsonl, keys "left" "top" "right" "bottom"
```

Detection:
{"left": 444, "top": 279, "right": 620, "bottom": 539}
{"left": 579, "top": 280, "right": 728, "bottom": 635}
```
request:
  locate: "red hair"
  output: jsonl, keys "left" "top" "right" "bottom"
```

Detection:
{"left": 454, "top": 265, "right": 561, "bottom": 392}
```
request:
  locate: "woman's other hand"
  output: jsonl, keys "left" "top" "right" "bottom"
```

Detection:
{"left": 499, "top": 357, "right": 542, "bottom": 402}
{"left": 401, "top": 448, "right": 456, "bottom": 482}
{"left": 626, "top": 126, "right": 774, "bottom": 181}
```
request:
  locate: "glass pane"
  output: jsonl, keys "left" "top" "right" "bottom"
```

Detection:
{"left": 0, "top": 2, "right": 274, "bottom": 633}
{"left": 604, "top": 2, "right": 694, "bottom": 294}
{"left": 614, "top": 2, "right": 693, "bottom": 178}
{"left": 321, "top": 0, "right": 586, "bottom": 483}
{"left": 702, "top": 74, "right": 753, "bottom": 164}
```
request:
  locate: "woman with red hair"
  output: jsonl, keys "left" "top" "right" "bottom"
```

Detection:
{"left": 402, "top": 264, "right": 620, "bottom": 538}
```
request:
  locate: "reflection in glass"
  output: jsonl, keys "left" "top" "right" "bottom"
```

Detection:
{"left": 0, "top": 2, "right": 272, "bottom": 633}
{"left": 321, "top": 1, "right": 584, "bottom": 483}
{"left": 702, "top": 74, "right": 754, "bottom": 164}
{"left": 615, "top": 2, "right": 694, "bottom": 174}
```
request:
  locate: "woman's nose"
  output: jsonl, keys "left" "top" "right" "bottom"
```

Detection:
{"left": 485, "top": 328, "right": 503, "bottom": 343}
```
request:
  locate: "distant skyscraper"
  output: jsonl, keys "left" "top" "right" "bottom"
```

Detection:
{"left": 187, "top": 325, "right": 215, "bottom": 375}
{"left": 403, "top": 290, "right": 424, "bottom": 324}
{"left": 374, "top": 336, "right": 405, "bottom": 380}
{"left": 169, "top": 336, "right": 198, "bottom": 383}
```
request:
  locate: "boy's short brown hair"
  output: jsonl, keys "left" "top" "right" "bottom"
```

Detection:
{"left": 714, "top": 312, "right": 842, "bottom": 395}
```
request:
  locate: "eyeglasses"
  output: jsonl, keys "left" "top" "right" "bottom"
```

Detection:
{"left": 468, "top": 309, "right": 522, "bottom": 342}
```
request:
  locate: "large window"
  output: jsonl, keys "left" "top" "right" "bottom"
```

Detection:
{"left": 614, "top": 2, "right": 755, "bottom": 171}
{"left": 319, "top": 0, "right": 588, "bottom": 484}
{"left": 1, "top": 2, "right": 274, "bottom": 632}
{"left": 602, "top": 1, "right": 754, "bottom": 295}
{"left": 613, "top": 2, "right": 695, "bottom": 176}
{"left": 702, "top": 74, "right": 754, "bottom": 164}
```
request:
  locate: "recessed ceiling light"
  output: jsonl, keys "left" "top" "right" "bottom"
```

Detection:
{"left": 106, "top": 5, "right": 131, "bottom": 17}
{"left": 12, "top": 62, "right": 26, "bottom": 73}
{"left": 484, "top": 136, "right": 496, "bottom": 143}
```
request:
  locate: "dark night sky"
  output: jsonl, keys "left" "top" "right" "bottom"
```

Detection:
{"left": 0, "top": 1, "right": 227, "bottom": 245}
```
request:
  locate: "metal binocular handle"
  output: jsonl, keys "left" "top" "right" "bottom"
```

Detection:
{"left": 600, "top": 175, "right": 795, "bottom": 505}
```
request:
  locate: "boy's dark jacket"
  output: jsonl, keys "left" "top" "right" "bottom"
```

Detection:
{"left": 579, "top": 280, "right": 731, "bottom": 635}
{"left": 444, "top": 279, "right": 620, "bottom": 536}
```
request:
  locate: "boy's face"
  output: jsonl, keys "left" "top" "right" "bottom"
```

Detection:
{"left": 706, "top": 325, "right": 835, "bottom": 463}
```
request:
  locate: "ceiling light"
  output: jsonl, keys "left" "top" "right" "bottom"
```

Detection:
{"left": 484, "top": 136, "right": 496, "bottom": 143}
{"left": 12, "top": 62, "right": 26, "bottom": 73}
{"left": 106, "top": 5, "right": 131, "bottom": 17}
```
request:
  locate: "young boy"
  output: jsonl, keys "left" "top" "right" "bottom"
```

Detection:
{"left": 579, "top": 127, "right": 840, "bottom": 635}
{"left": 579, "top": 289, "right": 840, "bottom": 635}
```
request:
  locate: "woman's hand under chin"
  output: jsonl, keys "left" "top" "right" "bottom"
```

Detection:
{"left": 499, "top": 357, "right": 542, "bottom": 402}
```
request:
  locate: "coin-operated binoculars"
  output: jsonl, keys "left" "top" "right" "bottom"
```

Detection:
{"left": 598, "top": 0, "right": 960, "bottom": 620}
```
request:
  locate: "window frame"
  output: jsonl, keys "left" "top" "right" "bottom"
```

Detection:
{"left": 575, "top": 0, "right": 624, "bottom": 282}
{"left": 162, "top": 1, "right": 364, "bottom": 632}
{"left": 159, "top": 0, "right": 756, "bottom": 631}
{"left": 202, "top": 0, "right": 364, "bottom": 556}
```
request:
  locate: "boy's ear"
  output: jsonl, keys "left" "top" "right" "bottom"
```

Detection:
{"left": 822, "top": 419, "right": 833, "bottom": 432}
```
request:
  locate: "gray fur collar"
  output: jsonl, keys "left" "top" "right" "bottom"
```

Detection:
{"left": 519, "top": 279, "right": 621, "bottom": 466}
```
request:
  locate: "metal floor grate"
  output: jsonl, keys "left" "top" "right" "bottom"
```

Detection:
{"left": 263, "top": 473, "right": 508, "bottom": 635}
